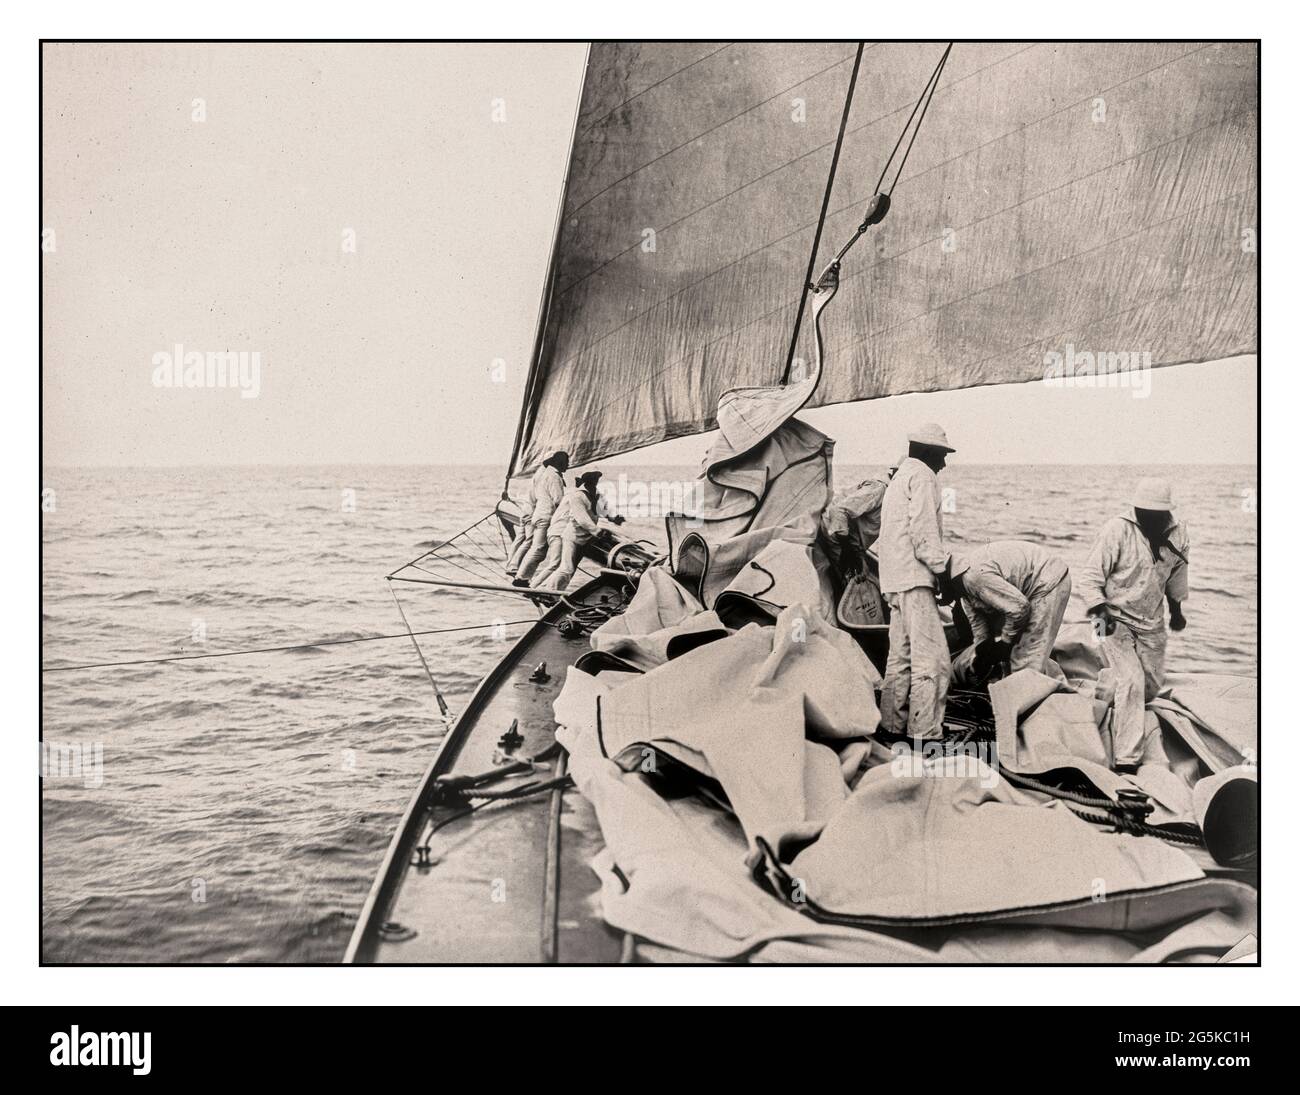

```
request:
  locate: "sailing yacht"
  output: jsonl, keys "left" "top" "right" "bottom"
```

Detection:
{"left": 347, "top": 41, "right": 1257, "bottom": 964}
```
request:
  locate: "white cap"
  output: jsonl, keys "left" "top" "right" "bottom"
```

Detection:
{"left": 907, "top": 422, "right": 955, "bottom": 453}
{"left": 949, "top": 553, "right": 972, "bottom": 579}
{"left": 1132, "top": 477, "right": 1174, "bottom": 511}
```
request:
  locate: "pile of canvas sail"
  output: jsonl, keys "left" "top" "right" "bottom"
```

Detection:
{"left": 981, "top": 639, "right": 1260, "bottom": 872}
{"left": 551, "top": 593, "right": 1257, "bottom": 962}
{"left": 511, "top": 41, "right": 1256, "bottom": 475}
{"left": 665, "top": 382, "right": 837, "bottom": 609}
{"left": 553, "top": 645, "right": 1253, "bottom": 962}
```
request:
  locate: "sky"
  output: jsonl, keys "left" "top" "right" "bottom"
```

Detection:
{"left": 41, "top": 42, "right": 1257, "bottom": 468}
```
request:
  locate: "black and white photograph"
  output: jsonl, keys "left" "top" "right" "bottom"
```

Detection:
{"left": 18, "top": 13, "right": 1284, "bottom": 1033}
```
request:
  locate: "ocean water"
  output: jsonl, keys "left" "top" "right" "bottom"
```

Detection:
{"left": 40, "top": 463, "right": 1257, "bottom": 963}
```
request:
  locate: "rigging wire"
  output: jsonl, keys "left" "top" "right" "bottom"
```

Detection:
{"left": 462, "top": 522, "right": 512, "bottom": 570}
{"left": 388, "top": 580, "right": 452, "bottom": 719}
{"left": 389, "top": 510, "right": 507, "bottom": 578}
{"left": 831, "top": 42, "right": 953, "bottom": 268}
{"left": 880, "top": 42, "right": 953, "bottom": 196}
{"left": 873, "top": 42, "right": 952, "bottom": 198}
{"left": 781, "top": 41, "right": 865, "bottom": 385}
{"left": 41, "top": 617, "right": 537, "bottom": 674}
{"left": 413, "top": 548, "right": 500, "bottom": 586}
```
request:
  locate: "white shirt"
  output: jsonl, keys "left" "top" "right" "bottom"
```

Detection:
{"left": 528, "top": 465, "right": 566, "bottom": 523}
{"left": 822, "top": 473, "right": 890, "bottom": 552}
{"left": 960, "top": 540, "right": 1069, "bottom": 644}
{"left": 1077, "top": 510, "right": 1190, "bottom": 633}
{"left": 553, "top": 486, "right": 600, "bottom": 545}
{"left": 877, "top": 457, "right": 949, "bottom": 594}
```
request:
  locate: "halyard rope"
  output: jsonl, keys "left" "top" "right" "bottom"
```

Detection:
{"left": 876, "top": 42, "right": 953, "bottom": 198}
{"left": 782, "top": 41, "right": 865, "bottom": 384}
{"left": 831, "top": 42, "right": 953, "bottom": 268}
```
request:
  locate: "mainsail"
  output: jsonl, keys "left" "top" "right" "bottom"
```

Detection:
{"left": 509, "top": 41, "right": 1257, "bottom": 476}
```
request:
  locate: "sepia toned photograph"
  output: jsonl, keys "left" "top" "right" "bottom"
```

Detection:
{"left": 40, "top": 38, "right": 1258, "bottom": 975}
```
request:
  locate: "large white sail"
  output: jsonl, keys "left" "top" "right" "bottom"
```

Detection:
{"left": 510, "top": 41, "right": 1257, "bottom": 475}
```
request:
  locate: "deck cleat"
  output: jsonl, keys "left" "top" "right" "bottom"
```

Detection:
{"left": 411, "top": 844, "right": 440, "bottom": 870}
{"left": 493, "top": 719, "right": 525, "bottom": 764}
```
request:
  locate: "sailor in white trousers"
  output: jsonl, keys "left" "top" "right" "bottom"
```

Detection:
{"left": 510, "top": 451, "right": 569, "bottom": 583}
{"left": 877, "top": 424, "right": 955, "bottom": 740}
{"left": 533, "top": 471, "right": 621, "bottom": 591}
{"left": 1077, "top": 477, "right": 1190, "bottom": 770}
{"left": 944, "top": 541, "right": 1071, "bottom": 677}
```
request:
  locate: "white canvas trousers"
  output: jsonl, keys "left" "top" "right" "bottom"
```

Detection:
{"left": 880, "top": 587, "right": 951, "bottom": 739}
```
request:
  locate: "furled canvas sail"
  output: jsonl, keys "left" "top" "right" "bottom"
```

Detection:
{"left": 510, "top": 41, "right": 1257, "bottom": 475}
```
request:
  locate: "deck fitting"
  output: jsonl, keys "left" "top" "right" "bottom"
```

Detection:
{"left": 497, "top": 718, "right": 525, "bottom": 753}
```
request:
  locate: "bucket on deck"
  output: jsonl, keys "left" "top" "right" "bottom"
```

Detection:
{"left": 1194, "top": 765, "right": 1259, "bottom": 868}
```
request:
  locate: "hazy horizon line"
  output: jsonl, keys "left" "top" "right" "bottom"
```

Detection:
{"left": 40, "top": 459, "right": 1260, "bottom": 471}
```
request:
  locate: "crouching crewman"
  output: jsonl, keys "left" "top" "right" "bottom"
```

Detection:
{"left": 532, "top": 470, "right": 624, "bottom": 591}
{"left": 943, "top": 540, "right": 1071, "bottom": 679}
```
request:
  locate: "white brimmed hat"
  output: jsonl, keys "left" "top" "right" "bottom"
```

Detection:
{"left": 907, "top": 423, "right": 955, "bottom": 453}
{"left": 1132, "top": 477, "right": 1174, "bottom": 511}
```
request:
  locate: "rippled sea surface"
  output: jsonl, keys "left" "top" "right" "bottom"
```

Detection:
{"left": 41, "top": 463, "right": 1257, "bottom": 962}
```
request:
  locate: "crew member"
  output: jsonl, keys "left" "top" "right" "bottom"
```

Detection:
{"left": 510, "top": 450, "right": 569, "bottom": 583}
{"left": 944, "top": 540, "right": 1071, "bottom": 678}
{"left": 532, "top": 470, "right": 621, "bottom": 591}
{"left": 878, "top": 424, "right": 955, "bottom": 741}
{"left": 1076, "top": 477, "right": 1190, "bottom": 770}
{"left": 821, "top": 455, "right": 902, "bottom": 578}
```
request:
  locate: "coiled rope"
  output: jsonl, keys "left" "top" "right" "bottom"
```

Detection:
{"left": 1000, "top": 767, "right": 1204, "bottom": 848}
{"left": 1063, "top": 805, "right": 1203, "bottom": 847}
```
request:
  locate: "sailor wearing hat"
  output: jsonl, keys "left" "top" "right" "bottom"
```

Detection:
{"left": 532, "top": 470, "right": 622, "bottom": 591}
{"left": 877, "top": 424, "right": 956, "bottom": 740}
{"left": 1077, "top": 477, "right": 1191, "bottom": 769}
{"left": 510, "top": 450, "right": 570, "bottom": 581}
